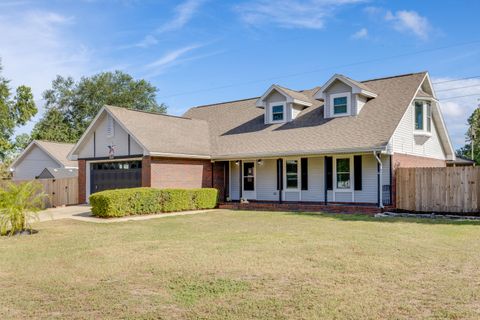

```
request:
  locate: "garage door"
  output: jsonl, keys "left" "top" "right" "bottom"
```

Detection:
{"left": 90, "top": 160, "right": 142, "bottom": 194}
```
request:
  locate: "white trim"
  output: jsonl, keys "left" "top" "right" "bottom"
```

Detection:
{"left": 329, "top": 92, "right": 351, "bottom": 118}
{"left": 282, "top": 157, "right": 302, "bottom": 201}
{"left": 315, "top": 74, "right": 377, "bottom": 99}
{"left": 10, "top": 140, "right": 67, "bottom": 170}
{"left": 242, "top": 161, "right": 256, "bottom": 200}
{"left": 68, "top": 106, "right": 149, "bottom": 160}
{"left": 333, "top": 155, "right": 353, "bottom": 192}
{"left": 268, "top": 102, "right": 286, "bottom": 123}
{"left": 256, "top": 85, "right": 312, "bottom": 108}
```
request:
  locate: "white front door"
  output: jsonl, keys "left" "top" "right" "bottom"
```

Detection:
{"left": 242, "top": 161, "right": 256, "bottom": 200}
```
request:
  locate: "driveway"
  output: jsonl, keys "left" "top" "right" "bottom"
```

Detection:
{"left": 38, "top": 205, "right": 213, "bottom": 224}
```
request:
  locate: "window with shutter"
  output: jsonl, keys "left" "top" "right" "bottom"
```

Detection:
{"left": 301, "top": 158, "right": 308, "bottom": 190}
{"left": 354, "top": 155, "right": 362, "bottom": 190}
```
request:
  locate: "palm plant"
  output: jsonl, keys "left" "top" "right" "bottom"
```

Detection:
{"left": 0, "top": 181, "right": 47, "bottom": 236}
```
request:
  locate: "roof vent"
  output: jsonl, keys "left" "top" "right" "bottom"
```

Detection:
{"left": 107, "top": 114, "right": 115, "bottom": 138}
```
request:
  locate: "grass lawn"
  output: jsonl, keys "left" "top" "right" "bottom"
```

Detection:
{"left": 1, "top": 210, "right": 479, "bottom": 319}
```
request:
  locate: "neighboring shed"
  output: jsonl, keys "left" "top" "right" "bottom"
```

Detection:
{"left": 446, "top": 157, "right": 476, "bottom": 167}
{"left": 37, "top": 167, "right": 78, "bottom": 179}
{"left": 10, "top": 140, "right": 77, "bottom": 181}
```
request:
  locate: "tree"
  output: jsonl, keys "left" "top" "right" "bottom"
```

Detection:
{"left": 457, "top": 105, "right": 480, "bottom": 164}
{"left": 0, "top": 181, "right": 47, "bottom": 236}
{"left": 31, "top": 71, "right": 167, "bottom": 143}
{"left": 0, "top": 62, "right": 37, "bottom": 161}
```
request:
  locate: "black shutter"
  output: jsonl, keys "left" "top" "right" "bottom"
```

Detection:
{"left": 276, "top": 159, "right": 283, "bottom": 190}
{"left": 354, "top": 155, "right": 362, "bottom": 190}
{"left": 325, "top": 156, "right": 333, "bottom": 190}
{"left": 301, "top": 158, "right": 308, "bottom": 190}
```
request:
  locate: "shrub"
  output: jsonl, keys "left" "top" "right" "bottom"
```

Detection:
{"left": 89, "top": 188, "right": 218, "bottom": 218}
{"left": 0, "top": 181, "right": 47, "bottom": 236}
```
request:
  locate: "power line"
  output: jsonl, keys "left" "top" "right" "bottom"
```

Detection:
{"left": 433, "top": 75, "right": 480, "bottom": 85}
{"left": 438, "top": 93, "right": 480, "bottom": 101}
{"left": 436, "top": 84, "right": 480, "bottom": 92}
{"left": 157, "top": 39, "right": 480, "bottom": 99}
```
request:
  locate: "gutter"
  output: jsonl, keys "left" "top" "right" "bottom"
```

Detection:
{"left": 373, "top": 151, "right": 384, "bottom": 209}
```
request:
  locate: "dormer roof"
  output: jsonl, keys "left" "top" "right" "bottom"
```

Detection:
{"left": 256, "top": 84, "right": 313, "bottom": 108}
{"left": 316, "top": 74, "right": 378, "bottom": 99}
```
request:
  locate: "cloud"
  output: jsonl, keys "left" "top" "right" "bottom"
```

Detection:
{"left": 146, "top": 44, "right": 202, "bottom": 69}
{"left": 351, "top": 27, "right": 368, "bottom": 39}
{"left": 0, "top": 9, "right": 92, "bottom": 134}
{"left": 157, "top": 0, "right": 204, "bottom": 33}
{"left": 236, "top": 0, "right": 364, "bottom": 29}
{"left": 384, "top": 10, "right": 431, "bottom": 40}
{"left": 433, "top": 77, "right": 480, "bottom": 148}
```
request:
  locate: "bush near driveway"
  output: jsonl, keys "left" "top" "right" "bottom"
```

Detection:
{"left": 89, "top": 187, "right": 218, "bottom": 218}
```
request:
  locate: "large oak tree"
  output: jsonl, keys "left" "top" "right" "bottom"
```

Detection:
{"left": 32, "top": 70, "right": 167, "bottom": 143}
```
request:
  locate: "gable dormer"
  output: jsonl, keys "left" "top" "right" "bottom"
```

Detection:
{"left": 315, "top": 74, "right": 377, "bottom": 119}
{"left": 256, "top": 85, "right": 312, "bottom": 124}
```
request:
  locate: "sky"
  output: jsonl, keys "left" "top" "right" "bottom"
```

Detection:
{"left": 0, "top": 0, "right": 479, "bottom": 149}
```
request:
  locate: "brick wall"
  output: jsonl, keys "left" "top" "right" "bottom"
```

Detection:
{"left": 149, "top": 157, "right": 213, "bottom": 189}
{"left": 212, "top": 161, "right": 228, "bottom": 201}
{"left": 78, "top": 160, "right": 86, "bottom": 204}
{"left": 142, "top": 156, "right": 151, "bottom": 187}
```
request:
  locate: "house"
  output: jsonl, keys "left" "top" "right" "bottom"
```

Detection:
{"left": 37, "top": 167, "right": 79, "bottom": 179}
{"left": 68, "top": 72, "right": 455, "bottom": 209}
{"left": 10, "top": 140, "right": 78, "bottom": 181}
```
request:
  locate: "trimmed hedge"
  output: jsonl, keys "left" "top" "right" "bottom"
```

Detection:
{"left": 89, "top": 188, "right": 218, "bottom": 218}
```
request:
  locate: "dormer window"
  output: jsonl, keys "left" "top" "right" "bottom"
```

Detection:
{"left": 330, "top": 93, "right": 351, "bottom": 117}
{"left": 414, "top": 100, "right": 432, "bottom": 134}
{"left": 270, "top": 103, "right": 285, "bottom": 123}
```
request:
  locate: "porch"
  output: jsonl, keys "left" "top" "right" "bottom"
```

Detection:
{"left": 219, "top": 200, "right": 385, "bottom": 214}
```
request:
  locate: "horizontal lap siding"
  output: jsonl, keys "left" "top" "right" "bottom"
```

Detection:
{"left": 301, "top": 157, "right": 324, "bottom": 202}
{"left": 256, "top": 159, "right": 278, "bottom": 201}
{"left": 335, "top": 192, "right": 353, "bottom": 202}
{"left": 230, "top": 161, "right": 240, "bottom": 200}
{"left": 354, "top": 154, "right": 379, "bottom": 203}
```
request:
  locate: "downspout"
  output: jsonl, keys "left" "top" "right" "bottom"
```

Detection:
{"left": 373, "top": 151, "right": 384, "bottom": 209}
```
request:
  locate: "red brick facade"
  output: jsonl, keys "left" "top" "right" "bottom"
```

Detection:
{"left": 78, "top": 160, "right": 86, "bottom": 204}
{"left": 141, "top": 156, "right": 152, "bottom": 187}
{"left": 149, "top": 157, "right": 212, "bottom": 189}
{"left": 219, "top": 202, "right": 381, "bottom": 215}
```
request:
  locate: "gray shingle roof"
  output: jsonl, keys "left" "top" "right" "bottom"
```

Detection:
{"left": 184, "top": 72, "right": 427, "bottom": 158}
{"left": 37, "top": 167, "right": 78, "bottom": 179}
{"left": 106, "top": 105, "right": 211, "bottom": 157}
{"left": 35, "top": 140, "right": 77, "bottom": 167}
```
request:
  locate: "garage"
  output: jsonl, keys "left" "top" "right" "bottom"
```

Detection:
{"left": 90, "top": 160, "right": 142, "bottom": 194}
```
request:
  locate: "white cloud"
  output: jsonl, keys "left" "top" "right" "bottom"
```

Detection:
{"left": 385, "top": 10, "right": 431, "bottom": 40}
{"left": 351, "top": 27, "right": 368, "bottom": 39}
{"left": 157, "top": 0, "right": 204, "bottom": 33}
{"left": 0, "top": 9, "right": 92, "bottom": 135}
{"left": 237, "top": 0, "right": 364, "bottom": 29}
{"left": 433, "top": 77, "right": 480, "bottom": 148}
{"left": 146, "top": 44, "right": 202, "bottom": 69}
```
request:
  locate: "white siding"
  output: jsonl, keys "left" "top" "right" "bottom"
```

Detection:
{"left": 77, "top": 112, "right": 143, "bottom": 159}
{"left": 229, "top": 161, "right": 240, "bottom": 200}
{"left": 12, "top": 146, "right": 60, "bottom": 181}
{"left": 227, "top": 154, "right": 391, "bottom": 204}
{"left": 301, "top": 157, "right": 324, "bottom": 202}
{"left": 391, "top": 102, "right": 446, "bottom": 160}
{"left": 256, "top": 159, "right": 278, "bottom": 201}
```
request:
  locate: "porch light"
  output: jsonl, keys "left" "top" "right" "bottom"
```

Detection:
{"left": 257, "top": 159, "right": 264, "bottom": 166}
{"left": 234, "top": 160, "right": 240, "bottom": 166}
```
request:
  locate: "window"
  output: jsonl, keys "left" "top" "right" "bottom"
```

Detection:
{"left": 426, "top": 102, "right": 431, "bottom": 132}
{"left": 329, "top": 92, "right": 350, "bottom": 117}
{"left": 285, "top": 159, "right": 298, "bottom": 189}
{"left": 333, "top": 97, "right": 348, "bottom": 114}
{"left": 243, "top": 162, "right": 255, "bottom": 191}
{"left": 415, "top": 101, "right": 424, "bottom": 130}
{"left": 336, "top": 158, "right": 351, "bottom": 189}
{"left": 271, "top": 105, "right": 284, "bottom": 121}
{"left": 415, "top": 100, "right": 432, "bottom": 133}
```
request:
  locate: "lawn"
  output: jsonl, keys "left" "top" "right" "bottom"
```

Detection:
{"left": 1, "top": 210, "right": 479, "bottom": 319}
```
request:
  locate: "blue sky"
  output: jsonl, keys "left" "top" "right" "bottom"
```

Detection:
{"left": 1, "top": 0, "right": 479, "bottom": 149}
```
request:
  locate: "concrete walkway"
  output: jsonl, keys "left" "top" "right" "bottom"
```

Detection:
{"left": 38, "top": 205, "right": 214, "bottom": 224}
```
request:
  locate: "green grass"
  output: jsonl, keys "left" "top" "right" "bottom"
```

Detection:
{"left": 1, "top": 210, "right": 479, "bottom": 319}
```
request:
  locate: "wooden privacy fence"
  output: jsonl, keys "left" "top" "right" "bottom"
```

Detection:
{"left": 0, "top": 177, "right": 78, "bottom": 208}
{"left": 396, "top": 167, "right": 480, "bottom": 213}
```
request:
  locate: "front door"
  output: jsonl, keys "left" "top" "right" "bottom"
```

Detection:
{"left": 242, "top": 161, "right": 256, "bottom": 200}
